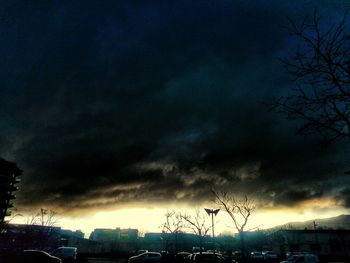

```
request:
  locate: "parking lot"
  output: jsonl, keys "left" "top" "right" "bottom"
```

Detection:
{"left": 87, "top": 258, "right": 125, "bottom": 263}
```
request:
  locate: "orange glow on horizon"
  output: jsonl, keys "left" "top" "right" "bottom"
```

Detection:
{"left": 10, "top": 199, "right": 349, "bottom": 237}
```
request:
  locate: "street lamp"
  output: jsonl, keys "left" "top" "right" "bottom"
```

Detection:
{"left": 205, "top": 208, "right": 219, "bottom": 252}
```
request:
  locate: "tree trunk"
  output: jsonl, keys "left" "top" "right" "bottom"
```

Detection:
{"left": 175, "top": 232, "right": 178, "bottom": 253}
{"left": 240, "top": 231, "right": 246, "bottom": 262}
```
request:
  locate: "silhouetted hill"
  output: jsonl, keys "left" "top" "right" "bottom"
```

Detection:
{"left": 273, "top": 214, "right": 350, "bottom": 230}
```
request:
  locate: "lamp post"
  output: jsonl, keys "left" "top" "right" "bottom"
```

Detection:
{"left": 205, "top": 208, "right": 219, "bottom": 252}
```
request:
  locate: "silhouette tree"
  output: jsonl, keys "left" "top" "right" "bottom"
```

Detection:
{"left": 181, "top": 209, "right": 212, "bottom": 253}
{"left": 160, "top": 210, "right": 184, "bottom": 253}
{"left": 25, "top": 208, "right": 58, "bottom": 226}
{"left": 270, "top": 12, "right": 350, "bottom": 141}
{"left": 213, "top": 191, "right": 255, "bottom": 260}
{"left": 22, "top": 208, "right": 60, "bottom": 250}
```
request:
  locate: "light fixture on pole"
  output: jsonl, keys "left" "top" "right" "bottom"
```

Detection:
{"left": 204, "top": 208, "right": 220, "bottom": 241}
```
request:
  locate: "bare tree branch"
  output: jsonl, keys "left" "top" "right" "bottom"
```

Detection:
{"left": 269, "top": 12, "right": 350, "bottom": 141}
{"left": 181, "top": 209, "right": 211, "bottom": 253}
{"left": 212, "top": 190, "right": 255, "bottom": 233}
{"left": 181, "top": 209, "right": 211, "bottom": 237}
{"left": 212, "top": 190, "right": 255, "bottom": 257}
{"left": 160, "top": 210, "right": 184, "bottom": 253}
{"left": 160, "top": 210, "right": 183, "bottom": 234}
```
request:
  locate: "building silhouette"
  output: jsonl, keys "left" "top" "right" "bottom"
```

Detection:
{"left": 0, "top": 158, "right": 22, "bottom": 228}
{"left": 89, "top": 227, "right": 138, "bottom": 253}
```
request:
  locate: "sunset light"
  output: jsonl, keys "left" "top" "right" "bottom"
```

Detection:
{"left": 1, "top": 1, "right": 350, "bottom": 262}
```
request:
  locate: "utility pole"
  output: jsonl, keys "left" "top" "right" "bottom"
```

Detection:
{"left": 205, "top": 208, "right": 220, "bottom": 252}
{"left": 313, "top": 221, "right": 320, "bottom": 254}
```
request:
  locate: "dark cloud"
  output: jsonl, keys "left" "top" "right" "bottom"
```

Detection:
{"left": 1, "top": 1, "right": 349, "bottom": 213}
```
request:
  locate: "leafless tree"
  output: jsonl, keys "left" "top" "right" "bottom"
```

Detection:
{"left": 270, "top": 11, "right": 350, "bottom": 141}
{"left": 0, "top": 210, "right": 22, "bottom": 234}
{"left": 213, "top": 191, "right": 255, "bottom": 258}
{"left": 160, "top": 210, "right": 184, "bottom": 253}
{"left": 181, "top": 209, "right": 212, "bottom": 253}
{"left": 161, "top": 210, "right": 183, "bottom": 234}
{"left": 22, "top": 208, "right": 59, "bottom": 250}
{"left": 26, "top": 208, "right": 58, "bottom": 227}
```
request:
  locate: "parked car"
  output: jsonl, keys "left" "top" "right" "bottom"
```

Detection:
{"left": 17, "top": 250, "right": 62, "bottom": 263}
{"left": 263, "top": 251, "right": 278, "bottom": 261}
{"left": 137, "top": 250, "right": 149, "bottom": 255}
{"left": 51, "top": 247, "right": 77, "bottom": 262}
{"left": 187, "top": 253, "right": 196, "bottom": 262}
{"left": 192, "top": 247, "right": 205, "bottom": 253}
{"left": 176, "top": 252, "right": 191, "bottom": 262}
{"left": 285, "top": 252, "right": 308, "bottom": 258}
{"left": 251, "top": 252, "right": 264, "bottom": 260}
{"left": 128, "top": 252, "right": 162, "bottom": 263}
{"left": 281, "top": 254, "right": 319, "bottom": 263}
{"left": 281, "top": 255, "right": 300, "bottom": 263}
{"left": 232, "top": 251, "right": 242, "bottom": 262}
{"left": 192, "top": 252, "right": 227, "bottom": 263}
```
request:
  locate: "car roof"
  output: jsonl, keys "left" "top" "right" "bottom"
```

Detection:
{"left": 56, "top": 247, "right": 77, "bottom": 250}
{"left": 194, "top": 253, "right": 221, "bottom": 259}
{"left": 23, "top": 250, "right": 53, "bottom": 256}
{"left": 24, "top": 250, "right": 49, "bottom": 253}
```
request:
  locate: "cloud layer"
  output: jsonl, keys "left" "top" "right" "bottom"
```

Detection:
{"left": 0, "top": 1, "right": 349, "bottom": 214}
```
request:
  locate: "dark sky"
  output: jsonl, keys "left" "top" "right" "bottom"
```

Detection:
{"left": 1, "top": 0, "right": 349, "bottom": 214}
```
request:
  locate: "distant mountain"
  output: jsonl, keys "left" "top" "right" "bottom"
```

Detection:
{"left": 273, "top": 214, "right": 350, "bottom": 230}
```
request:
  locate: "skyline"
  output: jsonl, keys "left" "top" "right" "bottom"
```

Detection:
{"left": 11, "top": 202, "right": 349, "bottom": 236}
{"left": 1, "top": 0, "right": 350, "bottom": 232}
{"left": 47, "top": 207, "right": 350, "bottom": 235}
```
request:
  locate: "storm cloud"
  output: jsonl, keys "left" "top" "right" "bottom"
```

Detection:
{"left": 1, "top": 1, "right": 349, "bottom": 214}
